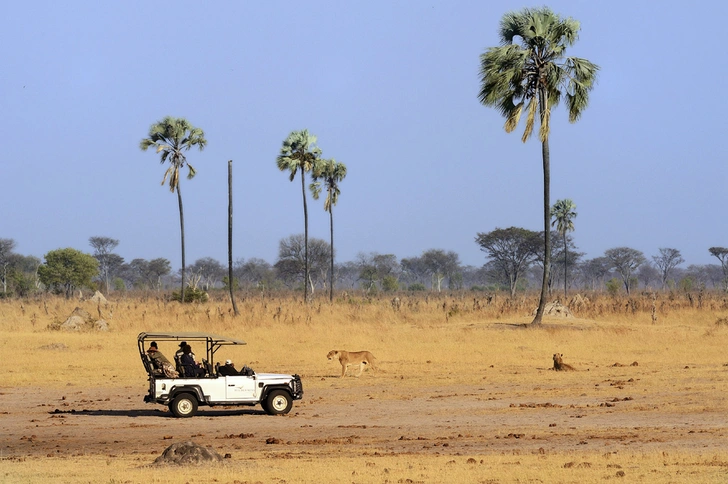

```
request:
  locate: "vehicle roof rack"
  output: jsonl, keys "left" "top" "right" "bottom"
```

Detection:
{"left": 137, "top": 332, "right": 247, "bottom": 346}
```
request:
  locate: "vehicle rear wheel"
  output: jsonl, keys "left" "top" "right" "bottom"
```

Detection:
{"left": 264, "top": 389, "right": 293, "bottom": 415}
{"left": 170, "top": 393, "right": 198, "bottom": 418}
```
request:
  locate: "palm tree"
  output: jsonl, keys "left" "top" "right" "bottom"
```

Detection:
{"left": 478, "top": 7, "right": 598, "bottom": 324}
{"left": 551, "top": 199, "right": 577, "bottom": 301}
{"left": 310, "top": 158, "right": 347, "bottom": 302}
{"left": 140, "top": 116, "right": 207, "bottom": 304}
{"left": 277, "top": 129, "right": 322, "bottom": 302}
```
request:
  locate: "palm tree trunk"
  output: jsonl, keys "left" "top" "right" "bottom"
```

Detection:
{"left": 177, "top": 185, "right": 186, "bottom": 304}
{"left": 532, "top": 87, "right": 551, "bottom": 325}
{"left": 329, "top": 200, "right": 334, "bottom": 302}
{"left": 563, "top": 232, "right": 568, "bottom": 301}
{"left": 228, "top": 160, "right": 239, "bottom": 316}
{"left": 301, "top": 172, "right": 309, "bottom": 302}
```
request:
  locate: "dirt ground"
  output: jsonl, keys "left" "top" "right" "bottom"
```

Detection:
{"left": 3, "top": 367, "right": 727, "bottom": 462}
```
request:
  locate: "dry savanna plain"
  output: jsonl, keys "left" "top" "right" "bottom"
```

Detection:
{"left": 1, "top": 291, "right": 728, "bottom": 483}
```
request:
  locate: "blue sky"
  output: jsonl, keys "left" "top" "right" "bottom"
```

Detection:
{"left": 1, "top": 1, "right": 725, "bottom": 269}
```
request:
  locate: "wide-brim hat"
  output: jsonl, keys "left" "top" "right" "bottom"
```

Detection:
{"left": 179, "top": 341, "right": 187, "bottom": 347}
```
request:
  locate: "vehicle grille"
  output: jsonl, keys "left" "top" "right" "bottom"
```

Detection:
{"left": 292, "top": 374, "right": 304, "bottom": 398}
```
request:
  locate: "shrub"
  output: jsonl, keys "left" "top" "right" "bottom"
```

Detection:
{"left": 171, "top": 287, "right": 209, "bottom": 303}
{"left": 606, "top": 278, "right": 621, "bottom": 296}
{"left": 381, "top": 276, "right": 399, "bottom": 292}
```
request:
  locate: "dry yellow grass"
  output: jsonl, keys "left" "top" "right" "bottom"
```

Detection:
{"left": 2, "top": 451, "right": 728, "bottom": 483}
{"left": 1, "top": 293, "right": 728, "bottom": 483}
{"left": 1, "top": 292, "right": 726, "bottom": 389}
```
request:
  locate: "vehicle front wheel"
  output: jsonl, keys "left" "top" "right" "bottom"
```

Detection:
{"left": 170, "top": 393, "right": 198, "bottom": 418}
{"left": 264, "top": 389, "right": 293, "bottom": 415}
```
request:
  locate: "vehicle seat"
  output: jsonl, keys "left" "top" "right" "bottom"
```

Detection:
{"left": 174, "top": 355, "right": 186, "bottom": 377}
{"left": 202, "top": 358, "right": 214, "bottom": 377}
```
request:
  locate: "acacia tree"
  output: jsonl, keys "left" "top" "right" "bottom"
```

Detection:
{"left": 233, "top": 258, "right": 276, "bottom": 290}
{"left": 38, "top": 248, "right": 99, "bottom": 298}
{"left": 709, "top": 247, "right": 728, "bottom": 291}
{"left": 579, "top": 257, "right": 611, "bottom": 290}
{"left": 479, "top": 7, "right": 598, "bottom": 324}
{"left": 421, "top": 249, "right": 461, "bottom": 292}
{"left": 475, "top": 227, "right": 540, "bottom": 297}
{"left": 140, "top": 116, "right": 207, "bottom": 303}
{"left": 551, "top": 199, "right": 577, "bottom": 300}
{"left": 7, "top": 253, "right": 41, "bottom": 297}
{"left": 310, "top": 158, "right": 347, "bottom": 302}
{"left": 400, "top": 256, "right": 429, "bottom": 287}
{"left": 187, "top": 257, "right": 225, "bottom": 290}
{"left": 604, "top": 247, "right": 646, "bottom": 295}
{"left": 652, "top": 248, "right": 684, "bottom": 289}
{"left": 89, "top": 236, "right": 119, "bottom": 294}
{"left": 277, "top": 130, "right": 323, "bottom": 302}
{"left": 274, "top": 234, "right": 330, "bottom": 291}
{"left": 355, "top": 253, "right": 400, "bottom": 292}
{"left": 0, "top": 238, "right": 17, "bottom": 294}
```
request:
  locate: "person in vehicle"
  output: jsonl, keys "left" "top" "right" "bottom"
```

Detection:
{"left": 147, "top": 341, "right": 171, "bottom": 367}
{"left": 147, "top": 342, "right": 178, "bottom": 377}
{"left": 173, "top": 341, "right": 187, "bottom": 374}
{"left": 174, "top": 341, "right": 187, "bottom": 360}
{"left": 181, "top": 344, "right": 205, "bottom": 377}
{"left": 218, "top": 359, "right": 238, "bottom": 376}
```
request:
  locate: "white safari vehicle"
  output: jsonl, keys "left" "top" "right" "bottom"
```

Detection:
{"left": 138, "top": 332, "right": 303, "bottom": 418}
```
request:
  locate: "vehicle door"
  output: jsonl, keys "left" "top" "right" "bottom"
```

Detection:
{"left": 224, "top": 375, "right": 257, "bottom": 401}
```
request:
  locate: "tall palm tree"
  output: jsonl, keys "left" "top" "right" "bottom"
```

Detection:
{"left": 310, "top": 158, "right": 347, "bottom": 302}
{"left": 277, "top": 129, "right": 322, "bottom": 302}
{"left": 478, "top": 7, "right": 598, "bottom": 324}
{"left": 140, "top": 116, "right": 207, "bottom": 304}
{"left": 551, "top": 198, "right": 577, "bottom": 301}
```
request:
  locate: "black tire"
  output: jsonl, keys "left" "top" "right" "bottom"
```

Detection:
{"left": 170, "top": 393, "right": 198, "bottom": 418}
{"left": 264, "top": 389, "right": 293, "bottom": 415}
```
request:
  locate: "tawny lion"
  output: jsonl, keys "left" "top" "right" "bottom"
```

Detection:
{"left": 327, "top": 350, "right": 377, "bottom": 378}
{"left": 553, "top": 353, "right": 576, "bottom": 371}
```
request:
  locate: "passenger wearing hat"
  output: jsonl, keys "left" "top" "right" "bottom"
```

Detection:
{"left": 146, "top": 341, "right": 178, "bottom": 377}
{"left": 147, "top": 341, "right": 171, "bottom": 367}
{"left": 174, "top": 341, "right": 187, "bottom": 361}
{"left": 218, "top": 359, "right": 238, "bottom": 376}
{"left": 180, "top": 344, "right": 205, "bottom": 377}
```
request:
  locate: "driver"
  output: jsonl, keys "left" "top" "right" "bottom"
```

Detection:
{"left": 218, "top": 359, "right": 238, "bottom": 376}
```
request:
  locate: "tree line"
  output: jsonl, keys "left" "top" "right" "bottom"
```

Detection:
{"left": 0, "top": 235, "right": 726, "bottom": 299}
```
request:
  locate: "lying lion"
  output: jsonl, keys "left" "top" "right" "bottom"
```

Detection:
{"left": 327, "top": 350, "right": 377, "bottom": 378}
{"left": 553, "top": 353, "right": 576, "bottom": 371}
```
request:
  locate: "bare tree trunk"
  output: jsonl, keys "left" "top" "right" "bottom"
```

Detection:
{"left": 329, "top": 200, "right": 334, "bottom": 302}
{"left": 228, "top": 160, "right": 239, "bottom": 316}
{"left": 301, "top": 172, "right": 309, "bottom": 302}
{"left": 532, "top": 87, "right": 550, "bottom": 325}
{"left": 563, "top": 232, "right": 568, "bottom": 301}
{"left": 177, "top": 185, "right": 186, "bottom": 304}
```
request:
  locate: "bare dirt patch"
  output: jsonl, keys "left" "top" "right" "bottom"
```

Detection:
{"left": 3, "top": 365, "right": 727, "bottom": 463}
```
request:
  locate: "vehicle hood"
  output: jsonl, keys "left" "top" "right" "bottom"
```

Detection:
{"left": 255, "top": 372, "right": 296, "bottom": 380}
